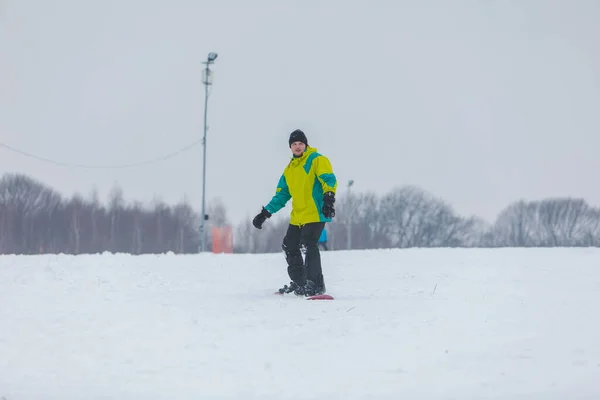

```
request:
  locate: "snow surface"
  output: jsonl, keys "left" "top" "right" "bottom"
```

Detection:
{"left": 1, "top": 248, "right": 600, "bottom": 399}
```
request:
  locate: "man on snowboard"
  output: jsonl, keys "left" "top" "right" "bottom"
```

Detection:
{"left": 252, "top": 129, "right": 337, "bottom": 296}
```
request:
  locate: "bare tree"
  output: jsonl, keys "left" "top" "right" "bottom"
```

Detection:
{"left": 87, "top": 187, "right": 105, "bottom": 252}
{"left": 233, "top": 212, "right": 288, "bottom": 254}
{"left": 128, "top": 201, "right": 143, "bottom": 254}
{"left": 492, "top": 198, "right": 600, "bottom": 247}
{"left": 68, "top": 194, "right": 84, "bottom": 254}
{"left": 172, "top": 197, "right": 199, "bottom": 253}
{"left": 375, "top": 186, "right": 465, "bottom": 248}
{"left": 0, "top": 174, "right": 63, "bottom": 254}
{"left": 536, "top": 198, "right": 598, "bottom": 246}
{"left": 233, "top": 218, "right": 256, "bottom": 253}
{"left": 151, "top": 198, "right": 172, "bottom": 253}
{"left": 107, "top": 183, "right": 125, "bottom": 252}
{"left": 260, "top": 215, "right": 289, "bottom": 253}
{"left": 330, "top": 191, "right": 387, "bottom": 250}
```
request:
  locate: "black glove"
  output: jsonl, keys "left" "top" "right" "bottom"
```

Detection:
{"left": 322, "top": 192, "right": 335, "bottom": 218}
{"left": 252, "top": 207, "right": 272, "bottom": 229}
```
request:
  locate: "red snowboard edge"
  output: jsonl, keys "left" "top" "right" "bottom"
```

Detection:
{"left": 306, "top": 294, "right": 334, "bottom": 300}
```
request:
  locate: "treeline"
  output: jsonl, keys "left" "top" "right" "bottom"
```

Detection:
{"left": 235, "top": 185, "right": 600, "bottom": 252}
{"left": 0, "top": 173, "right": 599, "bottom": 255}
{"left": 0, "top": 173, "right": 216, "bottom": 254}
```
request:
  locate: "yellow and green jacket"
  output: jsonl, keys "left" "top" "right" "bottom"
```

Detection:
{"left": 265, "top": 147, "right": 337, "bottom": 226}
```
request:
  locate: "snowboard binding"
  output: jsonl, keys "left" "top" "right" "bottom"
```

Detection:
{"left": 277, "top": 280, "right": 324, "bottom": 297}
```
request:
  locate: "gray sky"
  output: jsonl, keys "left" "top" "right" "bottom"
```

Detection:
{"left": 2, "top": 0, "right": 599, "bottom": 225}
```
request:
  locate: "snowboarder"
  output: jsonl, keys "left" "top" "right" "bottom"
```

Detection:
{"left": 252, "top": 129, "right": 337, "bottom": 296}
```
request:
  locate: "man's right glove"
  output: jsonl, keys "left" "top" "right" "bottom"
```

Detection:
{"left": 322, "top": 192, "right": 335, "bottom": 218}
{"left": 252, "top": 207, "right": 272, "bottom": 229}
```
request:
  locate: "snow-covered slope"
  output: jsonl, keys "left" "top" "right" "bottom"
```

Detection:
{"left": 1, "top": 248, "right": 599, "bottom": 399}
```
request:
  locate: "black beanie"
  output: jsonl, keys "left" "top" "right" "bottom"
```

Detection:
{"left": 289, "top": 129, "right": 308, "bottom": 147}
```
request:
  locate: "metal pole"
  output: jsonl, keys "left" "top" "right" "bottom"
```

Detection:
{"left": 199, "top": 64, "right": 208, "bottom": 252}
{"left": 347, "top": 179, "right": 354, "bottom": 250}
{"left": 199, "top": 54, "right": 216, "bottom": 253}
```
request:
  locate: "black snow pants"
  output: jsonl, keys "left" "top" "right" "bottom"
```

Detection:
{"left": 282, "top": 222, "right": 326, "bottom": 287}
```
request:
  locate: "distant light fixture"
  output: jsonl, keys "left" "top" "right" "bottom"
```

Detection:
{"left": 208, "top": 52, "right": 218, "bottom": 62}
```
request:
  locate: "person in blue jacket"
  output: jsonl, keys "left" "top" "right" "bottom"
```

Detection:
{"left": 318, "top": 228, "right": 328, "bottom": 251}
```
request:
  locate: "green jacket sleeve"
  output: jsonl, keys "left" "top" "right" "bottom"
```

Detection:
{"left": 316, "top": 155, "right": 337, "bottom": 194}
{"left": 265, "top": 173, "right": 291, "bottom": 214}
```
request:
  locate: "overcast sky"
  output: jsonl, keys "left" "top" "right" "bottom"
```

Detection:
{"left": 1, "top": 0, "right": 599, "bottom": 225}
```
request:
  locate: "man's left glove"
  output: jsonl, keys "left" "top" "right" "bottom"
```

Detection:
{"left": 322, "top": 192, "right": 335, "bottom": 218}
{"left": 252, "top": 207, "right": 272, "bottom": 229}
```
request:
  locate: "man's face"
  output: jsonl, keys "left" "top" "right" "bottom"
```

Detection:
{"left": 291, "top": 141, "right": 306, "bottom": 157}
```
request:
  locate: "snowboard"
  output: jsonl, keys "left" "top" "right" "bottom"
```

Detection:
{"left": 274, "top": 292, "right": 334, "bottom": 300}
{"left": 306, "top": 294, "right": 334, "bottom": 300}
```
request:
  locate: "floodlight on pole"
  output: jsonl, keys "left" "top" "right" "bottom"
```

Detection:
{"left": 199, "top": 52, "right": 218, "bottom": 253}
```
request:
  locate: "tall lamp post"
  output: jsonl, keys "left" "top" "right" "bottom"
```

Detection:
{"left": 347, "top": 179, "right": 354, "bottom": 250}
{"left": 199, "top": 52, "right": 218, "bottom": 253}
